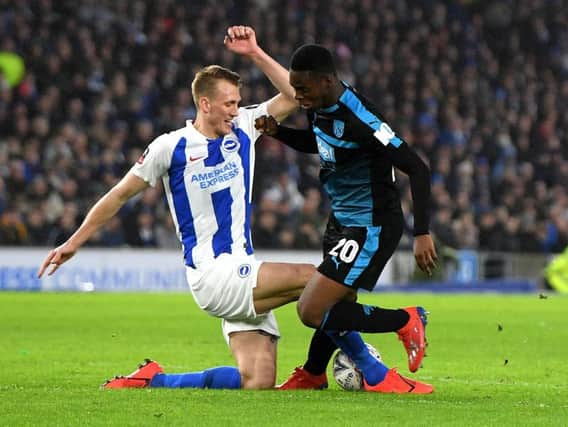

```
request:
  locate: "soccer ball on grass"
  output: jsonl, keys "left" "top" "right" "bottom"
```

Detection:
{"left": 332, "top": 343, "right": 382, "bottom": 391}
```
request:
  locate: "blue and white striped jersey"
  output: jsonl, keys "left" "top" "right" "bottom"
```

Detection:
{"left": 131, "top": 103, "right": 268, "bottom": 268}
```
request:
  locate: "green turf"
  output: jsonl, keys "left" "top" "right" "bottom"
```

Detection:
{"left": 1, "top": 292, "right": 567, "bottom": 426}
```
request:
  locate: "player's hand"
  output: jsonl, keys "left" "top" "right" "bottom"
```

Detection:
{"left": 255, "top": 115, "right": 278, "bottom": 135}
{"left": 224, "top": 25, "right": 259, "bottom": 57}
{"left": 37, "top": 242, "right": 78, "bottom": 278}
{"left": 414, "top": 234, "right": 438, "bottom": 276}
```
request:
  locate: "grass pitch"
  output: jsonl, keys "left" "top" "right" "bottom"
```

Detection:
{"left": 1, "top": 292, "right": 567, "bottom": 426}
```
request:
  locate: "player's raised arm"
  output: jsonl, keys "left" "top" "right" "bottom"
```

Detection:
{"left": 37, "top": 172, "right": 149, "bottom": 278}
{"left": 224, "top": 25, "right": 297, "bottom": 121}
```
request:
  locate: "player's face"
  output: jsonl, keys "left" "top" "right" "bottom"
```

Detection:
{"left": 290, "top": 70, "right": 330, "bottom": 111}
{"left": 206, "top": 80, "right": 241, "bottom": 137}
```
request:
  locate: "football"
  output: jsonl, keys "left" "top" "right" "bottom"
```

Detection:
{"left": 332, "top": 343, "right": 382, "bottom": 391}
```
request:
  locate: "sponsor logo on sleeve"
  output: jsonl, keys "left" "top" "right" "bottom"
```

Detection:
{"left": 373, "top": 122, "right": 396, "bottom": 146}
{"left": 137, "top": 147, "right": 150, "bottom": 164}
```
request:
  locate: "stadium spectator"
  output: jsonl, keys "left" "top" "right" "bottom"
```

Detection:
{"left": 47, "top": 204, "right": 78, "bottom": 247}
{"left": 25, "top": 209, "right": 51, "bottom": 245}
{"left": 154, "top": 214, "right": 179, "bottom": 249}
{"left": 252, "top": 210, "right": 281, "bottom": 248}
{"left": 0, "top": 0, "right": 567, "bottom": 252}
{"left": 0, "top": 177, "right": 7, "bottom": 215}
{"left": 262, "top": 169, "right": 305, "bottom": 228}
{"left": 98, "top": 216, "right": 126, "bottom": 247}
{"left": 294, "top": 187, "right": 326, "bottom": 250}
{"left": 0, "top": 206, "right": 28, "bottom": 245}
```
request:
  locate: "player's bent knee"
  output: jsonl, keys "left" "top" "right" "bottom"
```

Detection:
{"left": 344, "top": 289, "right": 358, "bottom": 303}
{"left": 231, "top": 331, "right": 277, "bottom": 389}
{"left": 283, "top": 264, "right": 316, "bottom": 292}
{"left": 238, "top": 370, "right": 254, "bottom": 389}
{"left": 297, "top": 264, "right": 317, "bottom": 286}
{"left": 297, "top": 300, "right": 322, "bottom": 329}
{"left": 241, "top": 375, "right": 275, "bottom": 389}
{"left": 239, "top": 365, "right": 276, "bottom": 389}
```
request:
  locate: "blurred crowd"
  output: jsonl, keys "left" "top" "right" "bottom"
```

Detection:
{"left": 1, "top": 0, "right": 567, "bottom": 253}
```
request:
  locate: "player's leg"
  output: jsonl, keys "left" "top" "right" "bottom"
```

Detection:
{"left": 150, "top": 366, "right": 241, "bottom": 389}
{"left": 275, "top": 271, "right": 391, "bottom": 387}
{"left": 104, "top": 313, "right": 280, "bottom": 390}
{"left": 279, "top": 219, "right": 402, "bottom": 390}
{"left": 102, "top": 360, "right": 241, "bottom": 389}
{"left": 298, "top": 217, "right": 429, "bottom": 374}
{"left": 302, "top": 312, "right": 433, "bottom": 392}
{"left": 229, "top": 330, "right": 277, "bottom": 389}
{"left": 255, "top": 261, "right": 402, "bottom": 388}
{"left": 278, "top": 292, "right": 358, "bottom": 390}
{"left": 296, "top": 272, "right": 355, "bottom": 327}
{"left": 307, "top": 263, "right": 427, "bottom": 372}
{"left": 157, "top": 328, "right": 279, "bottom": 390}
{"left": 252, "top": 262, "right": 316, "bottom": 315}
{"left": 187, "top": 255, "right": 314, "bottom": 321}
{"left": 296, "top": 215, "right": 408, "bottom": 330}
{"left": 299, "top": 272, "right": 410, "bottom": 332}
{"left": 131, "top": 332, "right": 277, "bottom": 390}
{"left": 105, "top": 258, "right": 288, "bottom": 390}
{"left": 297, "top": 217, "right": 409, "bottom": 333}
{"left": 223, "top": 311, "right": 280, "bottom": 389}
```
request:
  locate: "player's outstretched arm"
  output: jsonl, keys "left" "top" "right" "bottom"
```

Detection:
{"left": 224, "top": 25, "right": 297, "bottom": 121}
{"left": 37, "top": 172, "right": 149, "bottom": 277}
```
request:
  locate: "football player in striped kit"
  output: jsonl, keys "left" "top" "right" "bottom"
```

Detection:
{"left": 38, "top": 26, "right": 315, "bottom": 390}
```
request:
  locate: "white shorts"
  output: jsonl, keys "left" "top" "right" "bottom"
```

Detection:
{"left": 221, "top": 311, "right": 279, "bottom": 345}
{"left": 185, "top": 253, "right": 280, "bottom": 343}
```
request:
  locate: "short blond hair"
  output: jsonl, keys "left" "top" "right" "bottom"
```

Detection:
{"left": 191, "top": 65, "right": 241, "bottom": 108}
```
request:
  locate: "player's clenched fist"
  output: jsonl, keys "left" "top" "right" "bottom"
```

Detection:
{"left": 224, "top": 26, "right": 258, "bottom": 57}
{"left": 255, "top": 115, "right": 278, "bottom": 135}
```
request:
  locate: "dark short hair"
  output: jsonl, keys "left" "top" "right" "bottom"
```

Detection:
{"left": 290, "top": 44, "right": 337, "bottom": 74}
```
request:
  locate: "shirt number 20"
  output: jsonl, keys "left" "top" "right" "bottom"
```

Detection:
{"left": 329, "top": 238, "right": 360, "bottom": 263}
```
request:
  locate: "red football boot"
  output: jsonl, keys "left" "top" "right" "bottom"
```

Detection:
{"left": 276, "top": 366, "right": 328, "bottom": 390}
{"left": 363, "top": 368, "right": 434, "bottom": 394}
{"left": 397, "top": 306, "right": 428, "bottom": 372}
{"left": 102, "top": 359, "right": 164, "bottom": 389}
